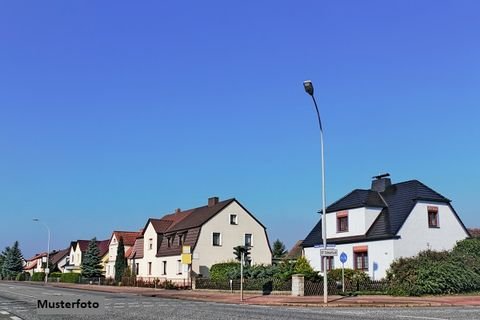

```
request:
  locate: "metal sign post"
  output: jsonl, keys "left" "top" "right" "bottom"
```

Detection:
{"left": 339, "top": 252, "right": 347, "bottom": 293}
{"left": 240, "top": 252, "right": 244, "bottom": 302}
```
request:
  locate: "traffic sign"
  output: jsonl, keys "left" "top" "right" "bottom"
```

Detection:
{"left": 340, "top": 252, "right": 347, "bottom": 263}
{"left": 320, "top": 249, "right": 338, "bottom": 256}
{"left": 373, "top": 262, "right": 378, "bottom": 271}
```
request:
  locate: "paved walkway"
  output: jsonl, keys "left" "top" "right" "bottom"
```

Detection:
{"left": 41, "top": 282, "right": 480, "bottom": 307}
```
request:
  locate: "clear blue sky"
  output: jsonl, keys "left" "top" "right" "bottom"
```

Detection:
{"left": 1, "top": 1, "right": 479, "bottom": 259}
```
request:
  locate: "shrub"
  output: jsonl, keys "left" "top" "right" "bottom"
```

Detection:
{"left": 50, "top": 272, "right": 62, "bottom": 278}
{"left": 60, "top": 273, "right": 81, "bottom": 283}
{"left": 328, "top": 268, "right": 369, "bottom": 282}
{"left": 31, "top": 272, "right": 46, "bottom": 281}
{"left": 15, "top": 272, "right": 29, "bottom": 281}
{"left": 210, "top": 262, "right": 240, "bottom": 281}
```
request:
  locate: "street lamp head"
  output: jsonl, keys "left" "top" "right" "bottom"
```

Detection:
{"left": 303, "top": 80, "right": 314, "bottom": 96}
{"left": 33, "top": 218, "right": 39, "bottom": 222}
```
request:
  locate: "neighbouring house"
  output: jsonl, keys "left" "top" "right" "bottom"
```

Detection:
{"left": 302, "top": 174, "right": 470, "bottom": 279}
{"left": 468, "top": 228, "right": 480, "bottom": 238}
{"left": 105, "top": 230, "right": 142, "bottom": 279}
{"left": 49, "top": 248, "right": 70, "bottom": 273}
{"left": 64, "top": 239, "right": 109, "bottom": 274}
{"left": 284, "top": 240, "right": 304, "bottom": 263}
{"left": 23, "top": 252, "right": 47, "bottom": 276}
{"left": 129, "top": 196, "right": 272, "bottom": 281}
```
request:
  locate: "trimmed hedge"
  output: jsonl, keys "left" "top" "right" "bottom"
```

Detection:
{"left": 31, "top": 272, "right": 46, "bottom": 281}
{"left": 210, "top": 262, "right": 240, "bottom": 281}
{"left": 60, "top": 273, "right": 81, "bottom": 283}
{"left": 15, "top": 272, "right": 29, "bottom": 281}
{"left": 50, "top": 272, "right": 62, "bottom": 278}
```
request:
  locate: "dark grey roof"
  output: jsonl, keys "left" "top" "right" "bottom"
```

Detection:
{"left": 303, "top": 180, "right": 455, "bottom": 247}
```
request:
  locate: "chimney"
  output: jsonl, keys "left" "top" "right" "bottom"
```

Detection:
{"left": 208, "top": 197, "right": 219, "bottom": 207}
{"left": 371, "top": 173, "right": 391, "bottom": 192}
{"left": 175, "top": 208, "right": 181, "bottom": 213}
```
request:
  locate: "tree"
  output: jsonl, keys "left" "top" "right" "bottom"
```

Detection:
{"left": 114, "top": 237, "right": 127, "bottom": 282}
{"left": 2, "top": 241, "right": 24, "bottom": 279}
{"left": 81, "top": 238, "right": 103, "bottom": 278}
{"left": 0, "top": 246, "right": 10, "bottom": 279}
{"left": 233, "top": 245, "right": 251, "bottom": 265}
{"left": 272, "top": 239, "right": 288, "bottom": 259}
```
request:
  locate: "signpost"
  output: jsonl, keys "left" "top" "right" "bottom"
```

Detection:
{"left": 339, "top": 252, "right": 347, "bottom": 293}
{"left": 182, "top": 246, "right": 192, "bottom": 288}
{"left": 373, "top": 262, "right": 378, "bottom": 281}
{"left": 320, "top": 249, "right": 338, "bottom": 256}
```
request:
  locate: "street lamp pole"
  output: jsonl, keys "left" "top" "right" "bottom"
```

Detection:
{"left": 303, "top": 80, "right": 328, "bottom": 304}
{"left": 33, "top": 219, "right": 50, "bottom": 284}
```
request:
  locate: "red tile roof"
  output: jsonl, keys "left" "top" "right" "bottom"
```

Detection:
{"left": 111, "top": 231, "right": 142, "bottom": 247}
{"left": 75, "top": 239, "right": 109, "bottom": 257}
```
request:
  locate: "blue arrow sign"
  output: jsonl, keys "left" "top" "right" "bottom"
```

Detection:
{"left": 373, "top": 262, "right": 379, "bottom": 271}
{"left": 340, "top": 252, "right": 347, "bottom": 263}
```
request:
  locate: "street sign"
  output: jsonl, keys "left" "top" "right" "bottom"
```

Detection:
{"left": 181, "top": 253, "right": 192, "bottom": 264}
{"left": 320, "top": 249, "right": 338, "bottom": 256}
{"left": 45, "top": 268, "right": 50, "bottom": 274}
{"left": 314, "top": 244, "right": 322, "bottom": 248}
{"left": 373, "top": 262, "right": 378, "bottom": 271}
{"left": 340, "top": 252, "right": 347, "bottom": 263}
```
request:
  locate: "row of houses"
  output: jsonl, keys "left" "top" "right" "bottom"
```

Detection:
{"left": 24, "top": 176, "right": 472, "bottom": 280}
{"left": 25, "top": 197, "right": 273, "bottom": 280}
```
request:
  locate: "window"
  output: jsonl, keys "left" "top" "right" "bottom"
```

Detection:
{"left": 244, "top": 233, "right": 252, "bottom": 247}
{"left": 337, "top": 211, "right": 348, "bottom": 232}
{"left": 212, "top": 232, "right": 221, "bottom": 246}
{"left": 353, "top": 246, "right": 368, "bottom": 271}
{"left": 178, "top": 233, "right": 186, "bottom": 246}
{"left": 167, "top": 237, "right": 172, "bottom": 248}
{"left": 177, "top": 260, "right": 182, "bottom": 275}
{"left": 148, "top": 238, "right": 153, "bottom": 250}
{"left": 428, "top": 206, "right": 439, "bottom": 228}
{"left": 135, "top": 263, "right": 139, "bottom": 275}
{"left": 148, "top": 262, "right": 152, "bottom": 275}
{"left": 230, "top": 214, "right": 238, "bottom": 225}
{"left": 162, "top": 261, "right": 167, "bottom": 275}
{"left": 322, "top": 256, "right": 334, "bottom": 272}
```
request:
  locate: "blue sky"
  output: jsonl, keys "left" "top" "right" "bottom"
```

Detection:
{"left": 1, "top": 1, "right": 479, "bottom": 258}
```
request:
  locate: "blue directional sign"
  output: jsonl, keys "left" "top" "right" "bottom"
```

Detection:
{"left": 340, "top": 252, "right": 347, "bottom": 263}
{"left": 373, "top": 262, "right": 379, "bottom": 271}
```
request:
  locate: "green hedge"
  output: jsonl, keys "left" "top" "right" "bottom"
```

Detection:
{"left": 31, "top": 272, "right": 46, "bottom": 281}
{"left": 50, "top": 272, "right": 62, "bottom": 278}
{"left": 60, "top": 273, "right": 81, "bottom": 283}
{"left": 387, "top": 238, "right": 480, "bottom": 296}
{"left": 210, "top": 262, "right": 240, "bottom": 281}
{"left": 15, "top": 272, "right": 29, "bottom": 281}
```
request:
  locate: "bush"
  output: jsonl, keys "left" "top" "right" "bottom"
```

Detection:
{"left": 328, "top": 268, "right": 370, "bottom": 282}
{"left": 60, "top": 273, "right": 81, "bottom": 283}
{"left": 31, "top": 272, "right": 46, "bottom": 281}
{"left": 50, "top": 272, "right": 62, "bottom": 278}
{"left": 15, "top": 272, "right": 29, "bottom": 281}
{"left": 210, "top": 262, "right": 240, "bottom": 281}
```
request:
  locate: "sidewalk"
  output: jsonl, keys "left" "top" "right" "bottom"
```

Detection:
{"left": 46, "top": 283, "right": 480, "bottom": 307}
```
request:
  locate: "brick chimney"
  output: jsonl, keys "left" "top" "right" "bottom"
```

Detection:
{"left": 371, "top": 173, "right": 391, "bottom": 192}
{"left": 208, "top": 197, "right": 219, "bottom": 207}
{"left": 175, "top": 208, "right": 181, "bottom": 213}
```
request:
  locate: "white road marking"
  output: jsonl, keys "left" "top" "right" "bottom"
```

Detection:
{"left": 396, "top": 316, "right": 448, "bottom": 320}
{"left": 10, "top": 316, "right": 23, "bottom": 320}
{"left": 0, "top": 310, "right": 9, "bottom": 314}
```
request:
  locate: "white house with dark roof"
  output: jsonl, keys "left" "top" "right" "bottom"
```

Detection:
{"left": 129, "top": 197, "right": 272, "bottom": 281}
{"left": 302, "top": 174, "right": 470, "bottom": 279}
{"left": 105, "top": 231, "right": 142, "bottom": 279}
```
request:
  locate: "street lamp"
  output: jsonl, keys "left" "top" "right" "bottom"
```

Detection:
{"left": 33, "top": 218, "right": 50, "bottom": 284}
{"left": 303, "top": 80, "right": 328, "bottom": 304}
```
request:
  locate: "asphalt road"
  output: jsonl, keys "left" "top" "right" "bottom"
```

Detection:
{"left": 0, "top": 282, "right": 479, "bottom": 320}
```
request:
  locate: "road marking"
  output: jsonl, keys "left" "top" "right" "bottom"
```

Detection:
{"left": 10, "top": 316, "right": 23, "bottom": 320}
{"left": 0, "top": 311, "right": 9, "bottom": 314}
{"left": 396, "top": 316, "right": 448, "bottom": 320}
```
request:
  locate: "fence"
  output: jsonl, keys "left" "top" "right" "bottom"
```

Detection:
{"left": 304, "top": 279, "right": 389, "bottom": 296}
{"left": 195, "top": 278, "right": 388, "bottom": 296}
{"left": 195, "top": 278, "right": 292, "bottom": 294}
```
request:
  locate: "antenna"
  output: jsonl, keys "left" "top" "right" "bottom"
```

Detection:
{"left": 372, "top": 173, "right": 390, "bottom": 180}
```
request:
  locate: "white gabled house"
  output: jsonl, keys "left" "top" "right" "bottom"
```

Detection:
{"left": 105, "top": 231, "right": 141, "bottom": 279}
{"left": 64, "top": 239, "right": 109, "bottom": 274}
{"left": 128, "top": 197, "right": 272, "bottom": 281}
{"left": 303, "top": 174, "right": 470, "bottom": 279}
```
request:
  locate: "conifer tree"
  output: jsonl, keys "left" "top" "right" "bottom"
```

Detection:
{"left": 2, "top": 241, "right": 23, "bottom": 279}
{"left": 272, "top": 239, "right": 288, "bottom": 259}
{"left": 81, "top": 238, "right": 103, "bottom": 278}
{"left": 114, "top": 236, "right": 127, "bottom": 282}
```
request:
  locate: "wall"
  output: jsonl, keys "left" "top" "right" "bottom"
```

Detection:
{"left": 139, "top": 222, "right": 159, "bottom": 278}
{"left": 193, "top": 201, "right": 272, "bottom": 277}
{"left": 304, "top": 239, "right": 394, "bottom": 279}
{"left": 394, "top": 201, "right": 469, "bottom": 259}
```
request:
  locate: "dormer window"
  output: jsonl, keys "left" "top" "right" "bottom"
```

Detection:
{"left": 336, "top": 211, "right": 349, "bottom": 233}
{"left": 148, "top": 238, "right": 153, "bottom": 250}
{"left": 178, "top": 233, "right": 186, "bottom": 246}
{"left": 428, "top": 206, "right": 439, "bottom": 228}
